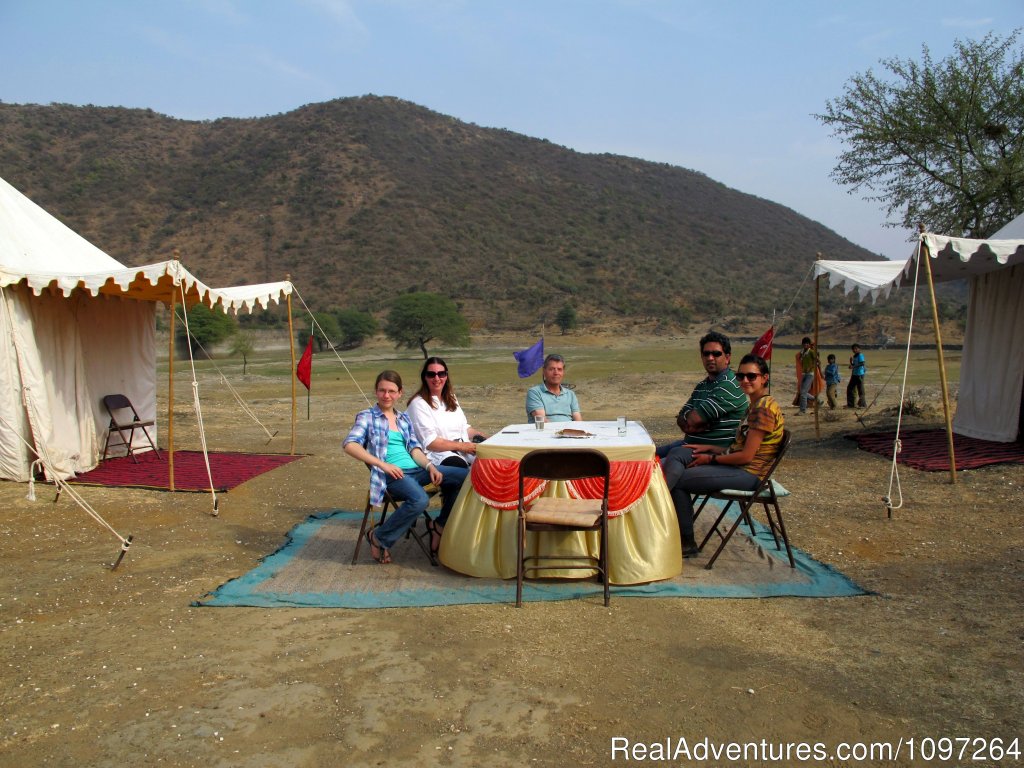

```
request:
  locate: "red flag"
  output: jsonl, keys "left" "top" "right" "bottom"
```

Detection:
{"left": 296, "top": 336, "right": 313, "bottom": 390}
{"left": 751, "top": 327, "right": 774, "bottom": 360}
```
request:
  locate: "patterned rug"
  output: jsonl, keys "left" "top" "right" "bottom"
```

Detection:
{"left": 69, "top": 450, "right": 305, "bottom": 492}
{"left": 848, "top": 429, "right": 1024, "bottom": 472}
{"left": 194, "top": 507, "right": 870, "bottom": 609}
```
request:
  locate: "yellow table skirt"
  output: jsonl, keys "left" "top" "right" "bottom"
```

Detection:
{"left": 438, "top": 472, "right": 683, "bottom": 585}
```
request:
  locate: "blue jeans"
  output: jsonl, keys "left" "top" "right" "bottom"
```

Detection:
{"left": 661, "top": 446, "right": 759, "bottom": 546}
{"left": 799, "top": 372, "right": 815, "bottom": 412}
{"left": 655, "top": 439, "right": 686, "bottom": 459}
{"left": 376, "top": 465, "right": 468, "bottom": 549}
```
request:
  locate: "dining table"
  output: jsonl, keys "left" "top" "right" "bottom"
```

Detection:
{"left": 438, "top": 420, "right": 683, "bottom": 584}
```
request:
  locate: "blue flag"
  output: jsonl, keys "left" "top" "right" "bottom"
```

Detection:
{"left": 513, "top": 338, "right": 544, "bottom": 378}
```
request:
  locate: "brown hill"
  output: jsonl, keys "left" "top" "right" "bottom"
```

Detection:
{"left": 0, "top": 95, "right": 884, "bottom": 330}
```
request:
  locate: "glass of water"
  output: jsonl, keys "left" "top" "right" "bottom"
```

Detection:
{"left": 535, "top": 413, "right": 546, "bottom": 430}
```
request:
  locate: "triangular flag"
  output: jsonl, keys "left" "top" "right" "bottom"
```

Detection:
{"left": 751, "top": 327, "right": 774, "bottom": 360}
{"left": 513, "top": 337, "right": 544, "bottom": 378}
{"left": 296, "top": 335, "right": 313, "bottom": 390}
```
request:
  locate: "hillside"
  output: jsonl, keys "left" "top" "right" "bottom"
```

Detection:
{"left": 0, "top": 96, "right": 884, "bottom": 330}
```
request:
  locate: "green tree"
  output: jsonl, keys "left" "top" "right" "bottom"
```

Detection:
{"left": 816, "top": 30, "right": 1024, "bottom": 237}
{"left": 385, "top": 292, "right": 469, "bottom": 358}
{"left": 175, "top": 304, "right": 237, "bottom": 358}
{"left": 309, "top": 311, "right": 341, "bottom": 352}
{"left": 555, "top": 303, "right": 577, "bottom": 335}
{"left": 334, "top": 308, "right": 378, "bottom": 350}
{"left": 229, "top": 331, "right": 256, "bottom": 375}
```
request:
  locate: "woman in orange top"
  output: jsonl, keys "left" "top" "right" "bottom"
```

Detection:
{"left": 660, "top": 354, "right": 784, "bottom": 557}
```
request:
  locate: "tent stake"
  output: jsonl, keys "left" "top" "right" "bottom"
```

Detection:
{"left": 111, "top": 534, "right": 133, "bottom": 570}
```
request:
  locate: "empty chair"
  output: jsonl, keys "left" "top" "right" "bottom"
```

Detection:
{"left": 698, "top": 429, "right": 794, "bottom": 570}
{"left": 101, "top": 394, "right": 160, "bottom": 463}
{"left": 516, "top": 448, "right": 610, "bottom": 607}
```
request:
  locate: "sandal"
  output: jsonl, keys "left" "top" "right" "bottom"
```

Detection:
{"left": 366, "top": 528, "right": 391, "bottom": 564}
{"left": 426, "top": 519, "right": 443, "bottom": 557}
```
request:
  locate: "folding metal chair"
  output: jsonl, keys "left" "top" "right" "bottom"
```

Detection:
{"left": 516, "top": 448, "right": 610, "bottom": 607}
{"left": 101, "top": 394, "right": 160, "bottom": 463}
{"left": 351, "top": 470, "right": 439, "bottom": 566}
{"left": 697, "top": 429, "right": 794, "bottom": 570}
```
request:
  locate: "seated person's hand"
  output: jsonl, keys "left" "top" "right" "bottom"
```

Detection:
{"left": 381, "top": 462, "right": 404, "bottom": 479}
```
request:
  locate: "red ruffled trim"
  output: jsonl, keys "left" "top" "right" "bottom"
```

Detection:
{"left": 471, "top": 457, "right": 655, "bottom": 517}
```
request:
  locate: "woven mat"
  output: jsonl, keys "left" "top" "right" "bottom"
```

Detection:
{"left": 848, "top": 429, "right": 1024, "bottom": 471}
{"left": 195, "top": 505, "right": 868, "bottom": 608}
{"left": 69, "top": 450, "right": 305, "bottom": 492}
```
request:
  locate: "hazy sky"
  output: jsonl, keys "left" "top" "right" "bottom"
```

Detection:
{"left": 2, "top": 1, "right": 1021, "bottom": 260}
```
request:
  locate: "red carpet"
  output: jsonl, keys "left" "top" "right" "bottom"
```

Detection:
{"left": 848, "top": 429, "right": 1024, "bottom": 472}
{"left": 70, "top": 450, "right": 305, "bottom": 492}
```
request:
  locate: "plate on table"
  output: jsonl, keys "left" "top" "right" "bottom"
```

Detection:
{"left": 555, "top": 428, "right": 594, "bottom": 438}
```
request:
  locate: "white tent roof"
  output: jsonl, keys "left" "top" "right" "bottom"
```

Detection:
{"left": 813, "top": 216, "right": 1024, "bottom": 303}
{"left": 0, "top": 175, "right": 126, "bottom": 274}
{"left": 1, "top": 176, "right": 292, "bottom": 311}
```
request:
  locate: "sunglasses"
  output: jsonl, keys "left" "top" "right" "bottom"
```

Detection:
{"left": 425, "top": 370, "right": 448, "bottom": 379}
{"left": 701, "top": 350, "right": 724, "bottom": 358}
{"left": 735, "top": 371, "right": 763, "bottom": 381}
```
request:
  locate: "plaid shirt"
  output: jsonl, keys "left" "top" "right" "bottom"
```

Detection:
{"left": 343, "top": 404, "right": 423, "bottom": 505}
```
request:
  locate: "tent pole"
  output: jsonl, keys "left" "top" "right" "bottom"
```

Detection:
{"left": 168, "top": 290, "right": 176, "bottom": 492}
{"left": 813, "top": 253, "right": 822, "bottom": 438}
{"left": 287, "top": 276, "right": 296, "bottom": 455}
{"left": 918, "top": 232, "right": 957, "bottom": 483}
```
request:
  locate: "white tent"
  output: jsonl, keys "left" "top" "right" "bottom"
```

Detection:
{"left": 0, "top": 175, "right": 294, "bottom": 482}
{"left": 814, "top": 215, "right": 1024, "bottom": 444}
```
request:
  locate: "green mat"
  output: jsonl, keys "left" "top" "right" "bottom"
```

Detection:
{"left": 194, "top": 506, "right": 870, "bottom": 608}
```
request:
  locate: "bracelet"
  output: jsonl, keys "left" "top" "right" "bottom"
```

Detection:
{"left": 709, "top": 454, "right": 718, "bottom": 464}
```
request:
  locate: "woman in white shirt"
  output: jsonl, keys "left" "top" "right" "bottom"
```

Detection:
{"left": 407, "top": 357, "right": 488, "bottom": 469}
{"left": 407, "top": 357, "right": 488, "bottom": 553}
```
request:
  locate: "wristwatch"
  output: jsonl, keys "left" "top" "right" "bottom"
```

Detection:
{"left": 709, "top": 454, "right": 718, "bottom": 464}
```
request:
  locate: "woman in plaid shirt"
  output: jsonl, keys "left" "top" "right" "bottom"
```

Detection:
{"left": 344, "top": 370, "right": 467, "bottom": 564}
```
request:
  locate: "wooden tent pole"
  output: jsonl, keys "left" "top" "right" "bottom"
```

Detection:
{"left": 814, "top": 252, "right": 821, "bottom": 439}
{"left": 167, "top": 289, "right": 176, "bottom": 492}
{"left": 287, "top": 276, "right": 296, "bottom": 455}
{"left": 918, "top": 228, "right": 957, "bottom": 483}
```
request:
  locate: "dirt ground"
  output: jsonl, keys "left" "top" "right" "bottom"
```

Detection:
{"left": 1, "top": 346, "right": 1022, "bottom": 768}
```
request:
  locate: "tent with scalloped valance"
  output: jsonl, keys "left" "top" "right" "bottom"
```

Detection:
{"left": 813, "top": 214, "right": 1024, "bottom": 451}
{"left": 0, "top": 175, "right": 294, "bottom": 482}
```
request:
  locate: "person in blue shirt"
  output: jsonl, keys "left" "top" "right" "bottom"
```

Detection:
{"left": 846, "top": 344, "right": 867, "bottom": 408}
{"left": 824, "top": 354, "right": 841, "bottom": 409}
{"left": 344, "top": 370, "right": 467, "bottom": 564}
{"left": 525, "top": 354, "right": 582, "bottom": 423}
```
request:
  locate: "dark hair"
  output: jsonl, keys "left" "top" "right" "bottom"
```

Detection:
{"left": 851, "top": 343, "right": 861, "bottom": 350}
{"left": 699, "top": 331, "right": 731, "bottom": 355}
{"left": 827, "top": 354, "right": 836, "bottom": 362}
{"left": 543, "top": 354, "right": 565, "bottom": 367}
{"left": 410, "top": 356, "right": 457, "bottom": 412}
{"left": 737, "top": 354, "right": 770, "bottom": 376}
{"left": 375, "top": 370, "right": 403, "bottom": 390}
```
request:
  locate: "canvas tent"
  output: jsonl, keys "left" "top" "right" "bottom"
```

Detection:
{"left": 813, "top": 214, "right": 1024, "bottom": 444}
{"left": 0, "top": 175, "right": 293, "bottom": 482}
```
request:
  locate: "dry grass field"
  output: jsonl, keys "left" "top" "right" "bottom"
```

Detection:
{"left": 1, "top": 333, "right": 1021, "bottom": 767}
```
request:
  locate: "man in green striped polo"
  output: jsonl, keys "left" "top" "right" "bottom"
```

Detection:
{"left": 657, "top": 331, "right": 749, "bottom": 555}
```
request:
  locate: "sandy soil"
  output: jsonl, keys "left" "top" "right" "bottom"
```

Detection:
{"left": 1, "top": 351, "right": 1022, "bottom": 768}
